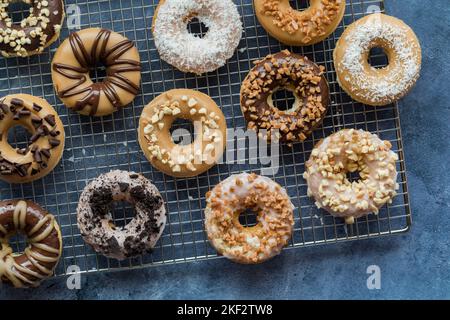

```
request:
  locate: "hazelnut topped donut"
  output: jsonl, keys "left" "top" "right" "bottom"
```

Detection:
{"left": 51, "top": 28, "right": 142, "bottom": 117}
{"left": 0, "top": 0, "right": 65, "bottom": 57}
{"left": 241, "top": 50, "right": 329, "bottom": 144}
{"left": 0, "top": 200, "right": 63, "bottom": 288}
{"left": 254, "top": 0, "right": 346, "bottom": 46}
{"left": 0, "top": 94, "right": 65, "bottom": 184}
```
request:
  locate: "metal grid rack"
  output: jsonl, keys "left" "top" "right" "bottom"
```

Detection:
{"left": 0, "top": 0, "right": 412, "bottom": 277}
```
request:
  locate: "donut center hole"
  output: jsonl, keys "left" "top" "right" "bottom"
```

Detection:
{"left": 7, "top": 125, "right": 32, "bottom": 152}
{"left": 271, "top": 88, "right": 298, "bottom": 112}
{"left": 186, "top": 17, "right": 209, "bottom": 38}
{"left": 6, "top": 0, "right": 32, "bottom": 25}
{"left": 89, "top": 61, "right": 108, "bottom": 83}
{"left": 368, "top": 47, "right": 389, "bottom": 69}
{"left": 170, "top": 118, "right": 196, "bottom": 146}
{"left": 289, "top": 0, "right": 311, "bottom": 11}
{"left": 238, "top": 209, "right": 259, "bottom": 228}
{"left": 346, "top": 170, "right": 362, "bottom": 183}
{"left": 109, "top": 201, "right": 136, "bottom": 229}
{"left": 6, "top": 232, "right": 28, "bottom": 254}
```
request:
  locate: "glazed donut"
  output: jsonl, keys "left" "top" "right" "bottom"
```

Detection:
{"left": 0, "top": 94, "right": 65, "bottom": 184}
{"left": 0, "top": 0, "right": 65, "bottom": 57}
{"left": 77, "top": 170, "right": 166, "bottom": 260}
{"left": 254, "top": 0, "right": 346, "bottom": 46}
{"left": 152, "top": 0, "right": 243, "bottom": 74}
{"left": 0, "top": 200, "right": 62, "bottom": 288}
{"left": 303, "top": 129, "right": 400, "bottom": 224}
{"left": 240, "top": 50, "right": 329, "bottom": 144}
{"left": 138, "top": 89, "right": 227, "bottom": 178}
{"left": 205, "top": 173, "right": 295, "bottom": 264}
{"left": 51, "top": 28, "right": 141, "bottom": 117}
{"left": 334, "top": 14, "right": 422, "bottom": 106}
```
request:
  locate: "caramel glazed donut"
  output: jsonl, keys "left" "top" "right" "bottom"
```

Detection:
{"left": 205, "top": 173, "right": 295, "bottom": 264}
{"left": 77, "top": 170, "right": 167, "bottom": 260}
{"left": 0, "top": 0, "right": 65, "bottom": 57}
{"left": 51, "top": 28, "right": 141, "bottom": 117}
{"left": 334, "top": 14, "right": 422, "bottom": 106}
{"left": 254, "top": 0, "right": 346, "bottom": 46}
{"left": 139, "top": 89, "right": 227, "bottom": 178}
{"left": 0, "top": 200, "right": 62, "bottom": 288}
{"left": 303, "top": 129, "right": 400, "bottom": 224}
{"left": 152, "top": 0, "right": 243, "bottom": 74}
{"left": 241, "top": 50, "right": 329, "bottom": 144}
{"left": 0, "top": 94, "right": 65, "bottom": 184}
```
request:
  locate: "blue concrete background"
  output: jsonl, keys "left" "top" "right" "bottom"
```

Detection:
{"left": 1, "top": 0, "right": 449, "bottom": 300}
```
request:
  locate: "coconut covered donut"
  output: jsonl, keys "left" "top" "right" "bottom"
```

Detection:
{"left": 254, "top": 0, "right": 346, "bottom": 46}
{"left": 0, "top": 94, "right": 65, "bottom": 184}
{"left": 0, "top": 200, "right": 62, "bottom": 288}
{"left": 334, "top": 14, "right": 422, "bottom": 106}
{"left": 77, "top": 170, "right": 166, "bottom": 260}
{"left": 303, "top": 129, "right": 400, "bottom": 224}
{"left": 205, "top": 173, "right": 295, "bottom": 264}
{"left": 0, "top": 0, "right": 65, "bottom": 57}
{"left": 152, "top": 0, "right": 243, "bottom": 74}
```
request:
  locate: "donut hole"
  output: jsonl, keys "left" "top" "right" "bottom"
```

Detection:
{"left": 186, "top": 17, "right": 209, "bottom": 38}
{"left": 238, "top": 209, "right": 259, "bottom": 228}
{"left": 89, "top": 61, "right": 108, "bottom": 83}
{"left": 289, "top": 0, "right": 310, "bottom": 12}
{"left": 346, "top": 171, "right": 362, "bottom": 183}
{"left": 170, "top": 118, "right": 196, "bottom": 146}
{"left": 271, "top": 88, "right": 298, "bottom": 112}
{"left": 7, "top": 125, "right": 33, "bottom": 152}
{"left": 368, "top": 47, "right": 389, "bottom": 69}
{"left": 6, "top": 0, "right": 32, "bottom": 25}
{"left": 109, "top": 201, "right": 136, "bottom": 229}
{"left": 6, "top": 232, "right": 28, "bottom": 254}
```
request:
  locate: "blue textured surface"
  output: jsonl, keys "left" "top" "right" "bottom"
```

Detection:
{"left": 1, "top": 0, "right": 449, "bottom": 300}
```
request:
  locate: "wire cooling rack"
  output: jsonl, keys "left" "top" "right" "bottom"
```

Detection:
{"left": 0, "top": 0, "right": 412, "bottom": 276}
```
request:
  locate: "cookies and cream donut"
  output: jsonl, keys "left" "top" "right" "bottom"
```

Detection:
{"left": 152, "top": 0, "right": 243, "bottom": 74}
{"left": 240, "top": 50, "right": 329, "bottom": 144}
{"left": 0, "top": 200, "right": 62, "bottom": 288}
{"left": 0, "top": 94, "right": 65, "bottom": 184}
{"left": 51, "top": 28, "right": 141, "bottom": 117}
{"left": 205, "top": 173, "right": 295, "bottom": 264}
{"left": 138, "top": 89, "right": 227, "bottom": 178}
{"left": 334, "top": 14, "right": 422, "bottom": 106}
{"left": 77, "top": 170, "right": 166, "bottom": 260}
{"left": 254, "top": 0, "right": 346, "bottom": 46}
{"left": 303, "top": 129, "right": 400, "bottom": 224}
{"left": 0, "top": 0, "right": 65, "bottom": 57}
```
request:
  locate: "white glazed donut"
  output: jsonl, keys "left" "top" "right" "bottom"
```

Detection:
{"left": 152, "top": 0, "right": 243, "bottom": 75}
{"left": 303, "top": 129, "right": 400, "bottom": 224}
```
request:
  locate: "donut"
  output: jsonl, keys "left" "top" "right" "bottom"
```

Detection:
{"left": 333, "top": 14, "right": 422, "bottom": 106}
{"left": 152, "top": 0, "right": 243, "bottom": 74}
{"left": 138, "top": 89, "right": 227, "bottom": 178}
{"left": 240, "top": 50, "right": 330, "bottom": 144}
{"left": 254, "top": 0, "right": 346, "bottom": 46}
{"left": 303, "top": 129, "right": 400, "bottom": 224}
{"left": 51, "top": 28, "right": 142, "bottom": 117}
{"left": 0, "top": 94, "right": 65, "bottom": 184}
{"left": 0, "top": 200, "right": 62, "bottom": 288}
{"left": 77, "top": 170, "right": 167, "bottom": 260}
{"left": 205, "top": 173, "right": 295, "bottom": 264}
{"left": 0, "top": 0, "right": 65, "bottom": 57}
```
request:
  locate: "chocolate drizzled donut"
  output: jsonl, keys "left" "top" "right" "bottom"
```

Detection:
{"left": 51, "top": 28, "right": 142, "bottom": 117}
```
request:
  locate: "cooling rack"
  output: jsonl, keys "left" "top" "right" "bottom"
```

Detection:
{"left": 0, "top": 0, "right": 411, "bottom": 277}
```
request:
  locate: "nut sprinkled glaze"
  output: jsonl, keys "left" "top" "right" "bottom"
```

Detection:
{"left": 254, "top": 0, "right": 346, "bottom": 46}
{"left": 205, "top": 173, "right": 295, "bottom": 264}
{"left": 0, "top": 94, "right": 65, "bottom": 184}
{"left": 0, "top": 0, "right": 65, "bottom": 57}
{"left": 303, "top": 129, "right": 399, "bottom": 224}
{"left": 240, "top": 50, "right": 329, "bottom": 144}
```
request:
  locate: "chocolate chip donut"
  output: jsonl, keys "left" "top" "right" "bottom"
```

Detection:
{"left": 240, "top": 50, "right": 329, "bottom": 144}
{"left": 77, "top": 170, "right": 167, "bottom": 260}
{"left": 0, "top": 200, "right": 62, "bottom": 288}
{"left": 0, "top": 0, "right": 65, "bottom": 57}
{"left": 0, "top": 94, "right": 65, "bottom": 184}
{"left": 51, "top": 28, "right": 142, "bottom": 117}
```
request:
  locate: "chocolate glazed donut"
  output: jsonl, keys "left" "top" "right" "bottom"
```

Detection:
{"left": 0, "top": 200, "right": 62, "bottom": 288}
{"left": 240, "top": 50, "right": 330, "bottom": 144}
{"left": 51, "top": 28, "right": 142, "bottom": 117}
